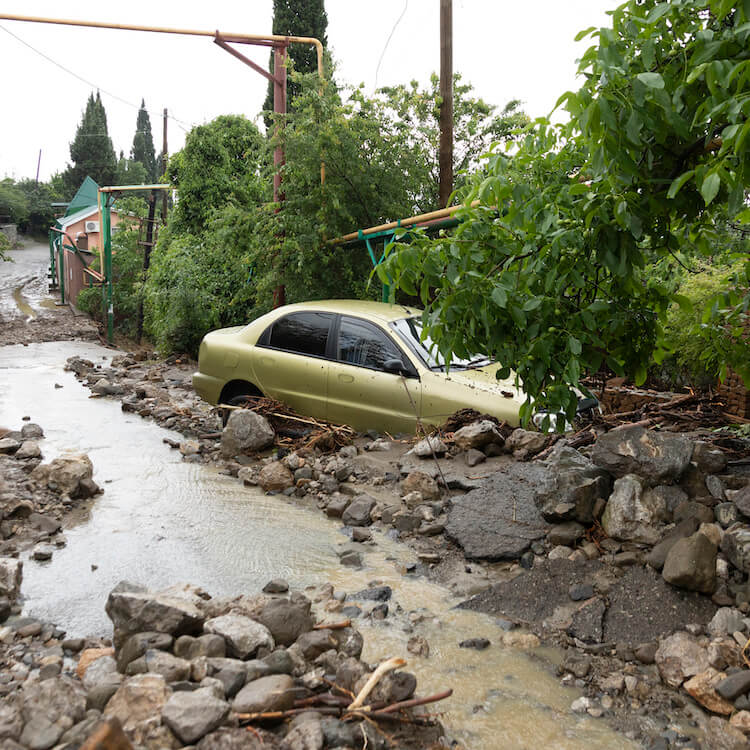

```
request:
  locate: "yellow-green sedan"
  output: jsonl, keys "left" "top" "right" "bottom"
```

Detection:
{"left": 192, "top": 300, "right": 525, "bottom": 434}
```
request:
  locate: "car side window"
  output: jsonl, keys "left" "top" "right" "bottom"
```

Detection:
{"left": 266, "top": 312, "right": 333, "bottom": 357}
{"left": 337, "top": 316, "right": 405, "bottom": 372}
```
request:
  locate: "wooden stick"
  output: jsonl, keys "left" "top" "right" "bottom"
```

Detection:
{"left": 347, "top": 657, "right": 406, "bottom": 710}
{"left": 377, "top": 689, "right": 453, "bottom": 714}
{"left": 313, "top": 619, "right": 351, "bottom": 630}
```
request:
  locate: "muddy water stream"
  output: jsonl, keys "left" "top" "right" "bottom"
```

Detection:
{"left": 0, "top": 342, "right": 637, "bottom": 750}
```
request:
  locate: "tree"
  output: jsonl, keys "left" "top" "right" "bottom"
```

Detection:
{"left": 381, "top": 0, "right": 750, "bottom": 427}
{"left": 131, "top": 99, "right": 158, "bottom": 182}
{"left": 262, "top": 0, "right": 329, "bottom": 127}
{"left": 62, "top": 92, "right": 117, "bottom": 196}
{"left": 116, "top": 151, "right": 147, "bottom": 187}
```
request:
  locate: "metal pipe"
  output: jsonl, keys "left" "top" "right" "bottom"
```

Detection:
{"left": 0, "top": 14, "right": 324, "bottom": 76}
{"left": 330, "top": 200, "right": 480, "bottom": 245}
{"left": 99, "top": 184, "right": 172, "bottom": 193}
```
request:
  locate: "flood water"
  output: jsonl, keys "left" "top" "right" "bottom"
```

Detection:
{"left": 0, "top": 340, "right": 638, "bottom": 750}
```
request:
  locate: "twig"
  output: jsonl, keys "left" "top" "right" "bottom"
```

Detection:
{"left": 313, "top": 619, "right": 352, "bottom": 630}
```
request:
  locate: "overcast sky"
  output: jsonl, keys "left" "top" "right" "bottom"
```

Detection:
{"left": 0, "top": 1, "right": 616, "bottom": 183}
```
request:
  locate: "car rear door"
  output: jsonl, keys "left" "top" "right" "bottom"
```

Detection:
{"left": 252, "top": 311, "right": 333, "bottom": 421}
{"left": 327, "top": 315, "right": 421, "bottom": 434}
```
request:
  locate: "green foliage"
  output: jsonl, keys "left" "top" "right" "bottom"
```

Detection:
{"left": 0, "top": 179, "right": 28, "bottom": 223}
{"left": 166, "top": 115, "right": 268, "bottom": 235}
{"left": 131, "top": 100, "right": 158, "bottom": 182}
{"left": 62, "top": 92, "right": 118, "bottom": 196}
{"left": 0, "top": 232, "right": 11, "bottom": 261}
{"left": 381, "top": 0, "right": 750, "bottom": 425}
{"left": 263, "top": 0, "right": 329, "bottom": 127}
{"left": 655, "top": 256, "right": 748, "bottom": 387}
{"left": 0, "top": 178, "right": 62, "bottom": 235}
{"left": 115, "top": 152, "right": 148, "bottom": 187}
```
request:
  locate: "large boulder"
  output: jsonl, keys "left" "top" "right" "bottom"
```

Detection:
{"left": 204, "top": 614, "right": 274, "bottom": 659}
{"left": 19, "top": 677, "right": 87, "bottom": 750}
{"left": 220, "top": 410, "right": 275, "bottom": 457}
{"left": 591, "top": 426, "right": 693, "bottom": 483}
{"left": 162, "top": 689, "right": 229, "bottom": 744}
{"left": 535, "top": 445, "right": 611, "bottom": 524}
{"left": 31, "top": 454, "right": 100, "bottom": 498}
{"left": 655, "top": 631, "right": 710, "bottom": 687}
{"left": 341, "top": 495, "right": 376, "bottom": 527}
{"left": 505, "top": 429, "right": 547, "bottom": 459}
{"left": 105, "top": 582, "right": 206, "bottom": 647}
{"left": 662, "top": 532, "right": 717, "bottom": 593}
{"left": 601, "top": 475, "right": 666, "bottom": 544}
{"left": 253, "top": 597, "right": 314, "bottom": 647}
{"left": 445, "top": 463, "right": 551, "bottom": 560}
{"left": 721, "top": 523, "right": 750, "bottom": 573}
{"left": 401, "top": 471, "right": 440, "bottom": 500}
{"left": 103, "top": 673, "right": 172, "bottom": 742}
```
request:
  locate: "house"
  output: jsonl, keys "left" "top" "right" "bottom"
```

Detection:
{"left": 53, "top": 177, "right": 125, "bottom": 306}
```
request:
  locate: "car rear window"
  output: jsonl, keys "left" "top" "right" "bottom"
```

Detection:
{"left": 337, "top": 316, "right": 404, "bottom": 371}
{"left": 268, "top": 312, "right": 333, "bottom": 357}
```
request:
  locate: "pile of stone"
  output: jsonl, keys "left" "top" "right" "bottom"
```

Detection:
{"left": 0, "top": 579, "right": 445, "bottom": 749}
{"left": 0, "top": 423, "right": 99, "bottom": 559}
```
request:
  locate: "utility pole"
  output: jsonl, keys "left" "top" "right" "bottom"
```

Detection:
{"left": 162, "top": 108, "right": 168, "bottom": 220}
{"left": 35, "top": 149, "right": 42, "bottom": 183}
{"left": 439, "top": 0, "right": 453, "bottom": 209}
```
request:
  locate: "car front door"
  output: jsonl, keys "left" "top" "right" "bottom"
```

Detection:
{"left": 327, "top": 315, "right": 421, "bottom": 434}
{"left": 252, "top": 311, "right": 333, "bottom": 421}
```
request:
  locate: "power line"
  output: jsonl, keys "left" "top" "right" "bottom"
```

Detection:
{"left": 374, "top": 0, "right": 409, "bottom": 90}
{"left": 0, "top": 23, "right": 193, "bottom": 133}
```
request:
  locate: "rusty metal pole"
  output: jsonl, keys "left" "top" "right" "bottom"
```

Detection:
{"left": 439, "top": 0, "right": 453, "bottom": 209}
{"left": 273, "top": 43, "right": 288, "bottom": 308}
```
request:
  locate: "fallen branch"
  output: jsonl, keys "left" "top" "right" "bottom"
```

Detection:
{"left": 313, "top": 619, "right": 352, "bottom": 630}
{"left": 348, "top": 657, "right": 406, "bottom": 710}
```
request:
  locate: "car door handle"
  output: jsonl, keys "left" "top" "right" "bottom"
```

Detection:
{"left": 338, "top": 374, "right": 354, "bottom": 383}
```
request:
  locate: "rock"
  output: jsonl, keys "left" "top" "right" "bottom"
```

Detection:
{"left": 31, "top": 544, "right": 54, "bottom": 561}
{"left": 536, "top": 446, "right": 611, "bottom": 524}
{"left": 721, "top": 524, "right": 750, "bottom": 574}
{"left": 569, "top": 583, "right": 594, "bottom": 601}
{"left": 116, "top": 632, "right": 174, "bottom": 672}
{"left": 162, "top": 688, "right": 229, "bottom": 744}
{"left": 706, "top": 716, "right": 749, "bottom": 750}
{"left": 707, "top": 475, "right": 727, "bottom": 501}
{"left": 263, "top": 579, "right": 289, "bottom": 594}
{"left": 294, "top": 630, "right": 338, "bottom": 661}
{"left": 401, "top": 471, "right": 440, "bottom": 500}
{"left": 20, "top": 423, "right": 44, "bottom": 439}
{"left": 77, "top": 647, "right": 115, "bottom": 679}
{"left": 567, "top": 597, "right": 605, "bottom": 643}
{"left": 662, "top": 532, "right": 717, "bottom": 593}
{"left": 674, "top": 500, "right": 715, "bottom": 525}
{"left": 31, "top": 454, "right": 98, "bottom": 498}
{"left": 635, "top": 642, "right": 658, "bottom": 664}
{"left": 350, "top": 586, "right": 392, "bottom": 602}
{"left": 693, "top": 442, "right": 728, "bottom": 474}
{"left": 393, "top": 511, "right": 421, "bottom": 533}
{"left": 548, "top": 522, "right": 585, "bottom": 546}
{"left": 592, "top": 426, "right": 693, "bottom": 483}
{"left": 92, "top": 378, "right": 124, "bottom": 396}
{"left": 338, "top": 550, "right": 362, "bottom": 567}
{"left": 465, "top": 448, "right": 486, "bottom": 467}
{"left": 283, "top": 719, "right": 324, "bottom": 750}
{"left": 730, "top": 711, "right": 750, "bottom": 734}
{"left": 103, "top": 673, "right": 171, "bottom": 739}
{"left": 655, "top": 631, "right": 710, "bottom": 687}
{"left": 412, "top": 436, "right": 448, "bottom": 457}
{"left": 324, "top": 495, "right": 350, "bottom": 518}
{"left": 17, "top": 679, "right": 85, "bottom": 749}
{"left": 716, "top": 503, "right": 741, "bottom": 528}
{"left": 445, "top": 463, "right": 551, "bottom": 560}
{"left": 459, "top": 637, "right": 490, "bottom": 650}
{"left": 716, "top": 671, "right": 750, "bottom": 700}
{"left": 732, "top": 486, "right": 750, "bottom": 518}
{"left": 407, "top": 635, "right": 430, "bottom": 657}
{"left": 341, "top": 495, "right": 376, "bottom": 527}
{"left": 105, "top": 582, "right": 206, "bottom": 646}
{"left": 351, "top": 527, "right": 371, "bottom": 542}
{"left": 16, "top": 441, "right": 41, "bottom": 459}
{"left": 86, "top": 672, "right": 124, "bottom": 712}
{"left": 563, "top": 653, "right": 592, "bottom": 678}
{"left": 127, "top": 650, "right": 191, "bottom": 682}
{"left": 505, "top": 428, "right": 547, "bottom": 459}
{"left": 684, "top": 668, "right": 734, "bottom": 715}
{"left": 220, "top": 410, "right": 275, "bottom": 457}
{"left": 254, "top": 598, "right": 314, "bottom": 647}
{"left": 179, "top": 440, "right": 200, "bottom": 456}
{"left": 454, "top": 421, "right": 503, "bottom": 451}
{"left": 0, "top": 558, "right": 22, "bottom": 601}
{"left": 204, "top": 614, "right": 274, "bottom": 659}
{"left": 708, "top": 608, "right": 746, "bottom": 637}
{"left": 646, "top": 517, "right": 701, "bottom": 571}
{"left": 81, "top": 655, "right": 117, "bottom": 692}
{"left": 0, "top": 438, "right": 21, "bottom": 454}
{"left": 258, "top": 462, "right": 294, "bottom": 492}
{"left": 232, "top": 674, "right": 295, "bottom": 713}
{"left": 601, "top": 474, "right": 665, "bottom": 544}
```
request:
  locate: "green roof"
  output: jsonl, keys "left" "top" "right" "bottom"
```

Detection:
{"left": 64, "top": 176, "right": 99, "bottom": 217}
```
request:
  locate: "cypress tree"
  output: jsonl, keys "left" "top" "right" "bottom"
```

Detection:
{"left": 262, "top": 0, "right": 328, "bottom": 127}
{"left": 131, "top": 99, "right": 158, "bottom": 182}
{"left": 63, "top": 92, "right": 118, "bottom": 196}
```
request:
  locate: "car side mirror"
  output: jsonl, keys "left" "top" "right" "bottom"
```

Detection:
{"left": 384, "top": 358, "right": 408, "bottom": 376}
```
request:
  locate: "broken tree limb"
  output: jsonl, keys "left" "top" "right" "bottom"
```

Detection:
{"left": 313, "top": 619, "right": 352, "bottom": 630}
{"left": 347, "top": 657, "right": 407, "bottom": 710}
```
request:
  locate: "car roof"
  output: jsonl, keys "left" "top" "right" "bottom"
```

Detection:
{"left": 273, "top": 299, "right": 422, "bottom": 323}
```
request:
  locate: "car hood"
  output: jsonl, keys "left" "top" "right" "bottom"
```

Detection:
{"left": 438, "top": 362, "right": 524, "bottom": 399}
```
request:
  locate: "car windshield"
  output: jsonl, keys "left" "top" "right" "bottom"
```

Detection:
{"left": 391, "top": 317, "right": 492, "bottom": 371}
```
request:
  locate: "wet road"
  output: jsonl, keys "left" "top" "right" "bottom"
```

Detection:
{"left": 0, "top": 241, "right": 50, "bottom": 320}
